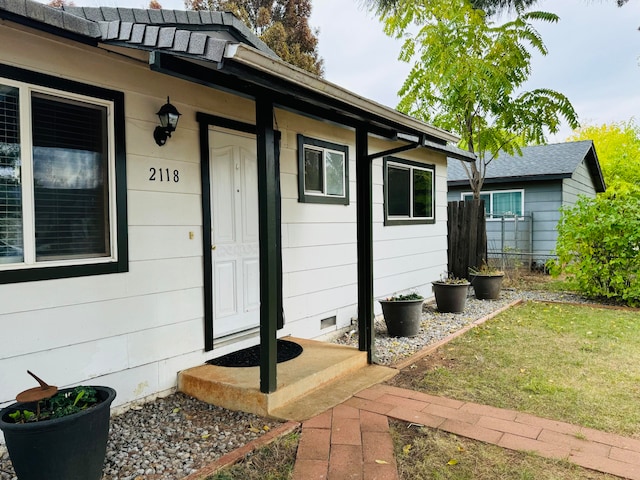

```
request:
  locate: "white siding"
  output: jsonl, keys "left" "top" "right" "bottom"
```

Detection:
{"left": 0, "top": 24, "right": 450, "bottom": 411}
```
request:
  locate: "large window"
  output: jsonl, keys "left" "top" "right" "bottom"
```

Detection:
{"left": 297, "top": 135, "right": 349, "bottom": 205}
{"left": 461, "top": 189, "right": 524, "bottom": 219}
{"left": 0, "top": 65, "right": 127, "bottom": 283}
{"left": 384, "top": 157, "right": 435, "bottom": 225}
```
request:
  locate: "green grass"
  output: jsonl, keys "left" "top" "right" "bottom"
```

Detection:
{"left": 399, "top": 302, "right": 640, "bottom": 436}
{"left": 391, "top": 421, "right": 620, "bottom": 480}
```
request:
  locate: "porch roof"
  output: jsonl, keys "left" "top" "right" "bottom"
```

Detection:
{"left": 0, "top": 0, "right": 475, "bottom": 162}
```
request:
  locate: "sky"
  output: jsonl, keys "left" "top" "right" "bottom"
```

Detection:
{"left": 72, "top": 0, "right": 640, "bottom": 143}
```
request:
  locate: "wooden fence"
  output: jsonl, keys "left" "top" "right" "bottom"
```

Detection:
{"left": 447, "top": 199, "right": 487, "bottom": 279}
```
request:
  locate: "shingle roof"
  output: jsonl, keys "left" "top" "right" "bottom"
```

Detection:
{"left": 0, "top": 0, "right": 274, "bottom": 63}
{"left": 448, "top": 140, "right": 605, "bottom": 191}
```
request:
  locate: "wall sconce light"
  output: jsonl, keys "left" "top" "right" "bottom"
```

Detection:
{"left": 153, "top": 97, "right": 182, "bottom": 146}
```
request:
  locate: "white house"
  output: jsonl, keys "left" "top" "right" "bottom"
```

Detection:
{"left": 0, "top": 0, "right": 474, "bottom": 420}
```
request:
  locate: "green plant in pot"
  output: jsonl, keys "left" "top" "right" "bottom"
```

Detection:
{"left": 432, "top": 273, "right": 470, "bottom": 313}
{"left": 469, "top": 262, "right": 505, "bottom": 300}
{"left": 379, "top": 292, "right": 424, "bottom": 337}
{"left": 0, "top": 371, "right": 116, "bottom": 480}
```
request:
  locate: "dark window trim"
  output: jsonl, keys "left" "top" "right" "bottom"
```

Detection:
{"left": 297, "top": 134, "right": 349, "bottom": 205}
{"left": 0, "top": 63, "right": 128, "bottom": 285}
{"left": 383, "top": 156, "right": 435, "bottom": 226}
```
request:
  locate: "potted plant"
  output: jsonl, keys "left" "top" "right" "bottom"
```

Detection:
{"left": 0, "top": 371, "right": 116, "bottom": 480}
{"left": 431, "top": 273, "right": 471, "bottom": 313}
{"left": 379, "top": 292, "right": 424, "bottom": 337}
{"left": 469, "top": 262, "right": 505, "bottom": 300}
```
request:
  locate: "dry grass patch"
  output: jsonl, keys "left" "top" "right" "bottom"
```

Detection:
{"left": 206, "top": 430, "right": 299, "bottom": 480}
{"left": 389, "top": 301, "right": 640, "bottom": 437}
{"left": 391, "top": 420, "right": 620, "bottom": 480}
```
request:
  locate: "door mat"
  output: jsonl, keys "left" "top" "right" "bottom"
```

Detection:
{"left": 206, "top": 339, "right": 303, "bottom": 367}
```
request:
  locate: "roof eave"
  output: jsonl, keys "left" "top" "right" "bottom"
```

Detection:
{"left": 224, "top": 43, "right": 462, "bottom": 146}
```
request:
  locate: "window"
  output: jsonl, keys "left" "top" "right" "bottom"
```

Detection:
{"left": 384, "top": 157, "right": 435, "bottom": 225}
{"left": 297, "top": 134, "right": 349, "bottom": 205}
{"left": 0, "top": 64, "right": 127, "bottom": 283}
{"left": 461, "top": 189, "right": 524, "bottom": 219}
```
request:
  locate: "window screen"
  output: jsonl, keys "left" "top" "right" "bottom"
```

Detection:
{"left": 0, "top": 85, "right": 22, "bottom": 264}
{"left": 31, "top": 93, "right": 110, "bottom": 261}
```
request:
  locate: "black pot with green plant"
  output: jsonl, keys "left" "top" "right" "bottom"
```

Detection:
{"left": 0, "top": 371, "right": 116, "bottom": 480}
{"left": 469, "top": 263, "right": 505, "bottom": 300}
{"left": 431, "top": 274, "right": 471, "bottom": 313}
{"left": 379, "top": 292, "right": 424, "bottom": 337}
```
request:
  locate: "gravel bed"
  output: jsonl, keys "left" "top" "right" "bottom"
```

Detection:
{"left": 0, "top": 289, "right": 593, "bottom": 480}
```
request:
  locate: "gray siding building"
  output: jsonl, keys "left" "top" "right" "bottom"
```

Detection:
{"left": 448, "top": 141, "right": 606, "bottom": 265}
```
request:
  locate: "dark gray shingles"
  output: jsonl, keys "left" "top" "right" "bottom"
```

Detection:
{"left": 43, "top": 6, "right": 64, "bottom": 29}
{"left": 187, "top": 32, "right": 207, "bottom": 54}
{"left": 25, "top": 0, "right": 44, "bottom": 22}
{"left": 148, "top": 9, "right": 163, "bottom": 24}
{"left": 132, "top": 8, "right": 150, "bottom": 24}
{"left": 0, "top": 0, "right": 27, "bottom": 17}
{"left": 204, "top": 37, "right": 227, "bottom": 62}
{"left": 118, "top": 21, "right": 134, "bottom": 41}
{"left": 143, "top": 25, "right": 159, "bottom": 46}
{"left": 157, "top": 27, "right": 176, "bottom": 48}
{"left": 106, "top": 20, "right": 121, "bottom": 40}
{"left": 173, "top": 29, "right": 190, "bottom": 52}
{"left": 79, "top": 6, "right": 104, "bottom": 22}
{"left": 100, "top": 6, "right": 119, "bottom": 22}
{"left": 64, "top": 11, "right": 100, "bottom": 37}
{"left": 160, "top": 9, "right": 176, "bottom": 23}
{"left": 63, "top": 6, "right": 87, "bottom": 18}
{"left": 129, "top": 23, "right": 145, "bottom": 44}
{"left": 174, "top": 9, "right": 188, "bottom": 24}
{"left": 117, "top": 8, "right": 135, "bottom": 23}
{"left": 98, "top": 20, "right": 109, "bottom": 39}
{"left": 210, "top": 11, "right": 223, "bottom": 24}
{"left": 447, "top": 141, "right": 595, "bottom": 182}
{"left": 186, "top": 10, "right": 201, "bottom": 24}
{"left": 199, "top": 10, "right": 212, "bottom": 24}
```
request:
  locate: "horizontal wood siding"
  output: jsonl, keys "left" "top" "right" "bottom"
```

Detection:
{"left": 563, "top": 160, "right": 598, "bottom": 206}
{"left": 449, "top": 180, "right": 563, "bottom": 258}
{"left": 0, "top": 24, "right": 450, "bottom": 409}
{"left": 0, "top": 25, "right": 254, "bottom": 408}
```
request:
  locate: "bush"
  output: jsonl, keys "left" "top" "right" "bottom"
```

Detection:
{"left": 551, "top": 187, "right": 640, "bottom": 306}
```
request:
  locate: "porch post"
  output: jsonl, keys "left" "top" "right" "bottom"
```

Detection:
{"left": 356, "top": 127, "right": 375, "bottom": 363}
{"left": 256, "top": 96, "right": 279, "bottom": 393}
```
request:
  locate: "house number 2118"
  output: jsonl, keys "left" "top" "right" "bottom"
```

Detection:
{"left": 149, "top": 167, "right": 179, "bottom": 182}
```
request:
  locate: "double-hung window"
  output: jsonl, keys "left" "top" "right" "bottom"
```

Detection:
{"left": 461, "top": 189, "right": 524, "bottom": 219}
{"left": 384, "top": 157, "right": 435, "bottom": 225}
{"left": 0, "top": 65, "right": 127, "bottom": 283}
{"left": 297, "top": 134, "right": 349, "bottom": 205}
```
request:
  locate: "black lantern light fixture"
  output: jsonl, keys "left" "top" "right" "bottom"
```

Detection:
{"left": 153, "top": 97, "right": 181, "bottom": 146}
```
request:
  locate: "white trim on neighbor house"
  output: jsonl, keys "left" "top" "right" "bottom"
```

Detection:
{"left": 460, "top": 189, "right": 525, "bottom": 220}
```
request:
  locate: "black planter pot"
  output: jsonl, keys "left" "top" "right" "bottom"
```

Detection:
{"left": 379, "top": 299, "right": 423, "bottom": 337}
{"left": 471, "top": 274, "right": 504, "bottom": 300}
{"left": 0, "top": 386, "right": 116, "bottom": 480}
{"left": 432, "top": 282, "right": 470, "bottom": 313}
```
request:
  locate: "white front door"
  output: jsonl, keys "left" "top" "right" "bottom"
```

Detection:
{"left": 209, "top": 129, "right": 260, "bottom": 338}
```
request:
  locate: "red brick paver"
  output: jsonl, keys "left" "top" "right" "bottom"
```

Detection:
{"left": 293, "top": 386, "right": 640, "bottom": 480}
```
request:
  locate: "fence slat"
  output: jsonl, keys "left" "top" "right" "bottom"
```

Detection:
{"left": 447, "top": 200, "right": 486, "bottom": 279}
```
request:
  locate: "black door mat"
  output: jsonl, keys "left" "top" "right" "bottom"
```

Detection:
{"left": 205, "top": 339, "right": 303, "bottom": 367}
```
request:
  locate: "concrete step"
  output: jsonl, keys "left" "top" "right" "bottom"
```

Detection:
{"left": 178, "top": 337, "right": 390, "bottom": 418}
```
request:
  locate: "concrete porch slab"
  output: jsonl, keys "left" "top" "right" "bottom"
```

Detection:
{"left": 178, "top": 337, "right": 394, "bottom": 419}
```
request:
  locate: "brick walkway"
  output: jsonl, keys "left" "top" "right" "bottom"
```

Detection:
{"left": 293, "top": 384, "right": 640, "bottom": 480}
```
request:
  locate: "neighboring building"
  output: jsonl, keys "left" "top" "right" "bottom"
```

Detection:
{"left": 447, "top": 141, "right": 606, "bottom": 265}
{"left": 0, "top": 1, "right": 473, "bottom": 415}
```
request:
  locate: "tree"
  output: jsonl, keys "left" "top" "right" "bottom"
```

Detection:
{"left": 568, "top": 120, "right": 640, "bottom": 191}
{"left": 376, "top": 0, "right": 579, "bottom": 198}
{"left": 149, "top": 0, "right": 162, "bottom": 9}
{"left": 185, "top": 0, "right": 323, "bottom": 75}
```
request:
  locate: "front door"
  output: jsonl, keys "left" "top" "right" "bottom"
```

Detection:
{"left": 209, "top": 129, "right": 260, "bottom": 339}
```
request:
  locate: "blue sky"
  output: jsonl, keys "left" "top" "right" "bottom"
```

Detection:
{"left": 70, "top": 0, "right": 640, "bottom": 142}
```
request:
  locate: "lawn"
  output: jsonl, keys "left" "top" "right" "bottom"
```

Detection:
{"left": 390, "top": 301, "right": 640, "bottom": 437}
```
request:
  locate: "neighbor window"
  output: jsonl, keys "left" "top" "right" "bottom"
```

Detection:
{"left": 297, "top": 134, "right": 349, "bottom": 205}
{"left": 384, "top": 157, "right": 435, "bottom": 225}
{"left": 0, "top": 65, "right": 127, "bottom": 283}
{"left": 461, "top": 189, "right": 524, "bottom": 219}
